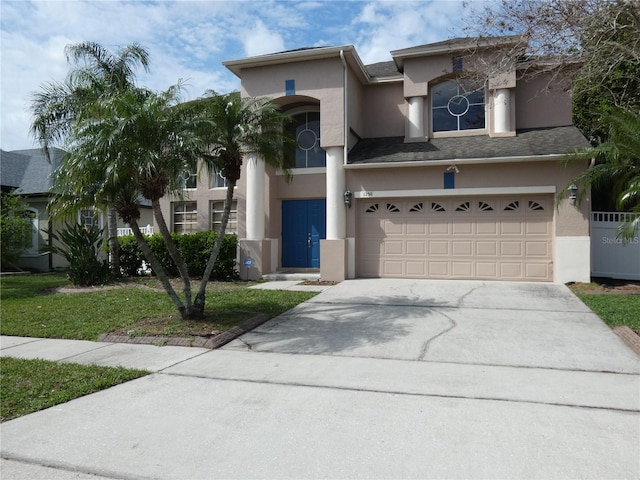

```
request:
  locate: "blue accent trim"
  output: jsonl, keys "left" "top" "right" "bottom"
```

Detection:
{"left": 444, "top": 171, "right": 455, "bottom": 189}
{"left": 285, "top": 79, "right": 295, "bottom": 96}
{"left": 452, "top": 56, "right": 463, "bottom": 72}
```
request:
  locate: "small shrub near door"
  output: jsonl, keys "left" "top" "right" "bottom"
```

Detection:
{"left": 118, "top": 232, "right": 238, "bottom": 280}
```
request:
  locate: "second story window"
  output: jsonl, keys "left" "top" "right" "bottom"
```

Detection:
{"left": 210, "top": 169, "right": 228, "bottom": 189}
{"left": 286, "top": 111, "right": 326, "bottom": 168}
{"left": 432, "top": 79, "right": 485, "bottom": 133}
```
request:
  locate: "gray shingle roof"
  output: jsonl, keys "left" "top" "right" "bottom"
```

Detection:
{"left": 0, "top": 148, "right": 66, "bottom": 195}
{"left": 347, "top": 126, "right": 589, "bottom": 165}
{"left": 365, "top": 61, "right": 400, "bottom": 78}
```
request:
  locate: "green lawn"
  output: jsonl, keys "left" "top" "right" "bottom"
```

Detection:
{"left": 0, "top": 357, "right": 148, "bottom": 422}
{"left": 0, "top": 273, "right": 317, "bottom": 422}
{"left": 0, "top": 273, "right": 316, "bottom": 340}
{"left": 575, "top": 293, "right": 640, "bottom": 332}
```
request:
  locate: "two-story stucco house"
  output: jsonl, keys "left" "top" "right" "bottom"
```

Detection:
{"left": 161, "top": 36, "right": 591, "bottom": 283}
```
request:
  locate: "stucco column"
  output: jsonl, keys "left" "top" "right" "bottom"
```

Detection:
{"left": 326, "top": 146, "right": 346, "bottom": 240}
{"left": 245, "top": 153, "right": 265, "bottom": 240}
{"left": 493, "top": 88, "right": 511, "bottom": 133}
{"left": 408, "top": 97, "right": 425, "bottom": 139}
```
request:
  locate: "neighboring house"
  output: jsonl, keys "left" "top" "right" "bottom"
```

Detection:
{"left": 161, "top": 36, "right": 592, "bottom": 283}
{"left": 0, "top": 148, "right": 154, "bottom": 272}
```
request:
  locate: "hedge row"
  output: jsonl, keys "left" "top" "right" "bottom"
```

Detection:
{"left": 118, "top": 232, "right": 238, "bottom": 280}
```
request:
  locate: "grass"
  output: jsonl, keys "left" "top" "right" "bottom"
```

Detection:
{"left": 0, "top": 273, "right": 316, "bottom": 340}
{"left": 0, "top": 357, "right": 148, "bottom": 422}
{"left": 575, "top": 293, "right": 640, "bottom": 332}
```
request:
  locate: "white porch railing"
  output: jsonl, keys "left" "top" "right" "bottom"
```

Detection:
{"left": 591, "top": 212, "right": 640, "bottom": 280}
{"left": 117, "top": 225, "right": 154, "bottom": 236}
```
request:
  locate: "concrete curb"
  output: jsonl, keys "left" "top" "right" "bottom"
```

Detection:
{"left": 97, "top": 313, "right": 271, "bottom": 350}
{"left": 614, "top": 326, "right": 640, "bottom": 357}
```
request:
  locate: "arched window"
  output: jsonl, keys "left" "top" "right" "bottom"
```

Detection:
{"left": 286, "top": 111, "right": 326, "bottom": 168}
{"left": 432, "top": 79, "right": 485, "bottom": 133}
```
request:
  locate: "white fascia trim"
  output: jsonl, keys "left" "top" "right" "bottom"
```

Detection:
{"left": 354, "top": 186, "right": 556, "bottom": 199}
{"left": 345, "top": 154, "right": 565, "bottom": 170}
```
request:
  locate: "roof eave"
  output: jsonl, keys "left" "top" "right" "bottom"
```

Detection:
{"left": 223, "top": 45, "right": 372, "bottom": 82}
{"left": 391, "top": 35, "right": 528, "bottom": 71}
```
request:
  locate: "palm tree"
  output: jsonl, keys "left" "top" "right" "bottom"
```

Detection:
{"left": 563, "top": 107, "right": 640, "bottom": 239}
{"left": 31, "top": 42, "right": 150, "bottom": 275}
{"left": 187, "top": 91, "right": 293, "bottom": 316}
{"left": 53, "top": 83, "right": 204, "bottom": 317}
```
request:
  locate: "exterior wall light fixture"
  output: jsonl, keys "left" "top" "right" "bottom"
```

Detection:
{"left": 344, "top": 190, "right": 353, "bottom": 208}
{"left": 568, "top": 184, "right": 578, "bottom": 206}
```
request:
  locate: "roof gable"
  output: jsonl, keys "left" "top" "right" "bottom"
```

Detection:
{"left": 0, "top": 148, "right": 66, "bottom": 195}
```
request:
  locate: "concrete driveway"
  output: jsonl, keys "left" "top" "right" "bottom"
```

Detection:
{"left": 2, "top": 279, "right": 639, "bottom": 479}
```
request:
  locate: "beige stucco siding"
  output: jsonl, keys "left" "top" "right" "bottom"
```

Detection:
{"left": 240, "top": 58, "right": 346, "bottom": 148}
{"left": 516, "top": 75, "right": 573, "bottom": 129}
{"left": 344, "top": 160, "right": 589, "bottom": 237}
{"left": 362, "top": 83, "right": 405, "bottom": 138}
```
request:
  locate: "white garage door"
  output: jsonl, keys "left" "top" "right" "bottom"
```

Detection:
{"left": 357, "top": 196, "right": 553, "bottom": 281}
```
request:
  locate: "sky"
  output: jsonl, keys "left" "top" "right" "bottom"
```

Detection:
{"left": 1, "top": 0, "right": 474, "bottom": 151}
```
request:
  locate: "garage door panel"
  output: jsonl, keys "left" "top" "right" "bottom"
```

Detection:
{"left": 429, "top": 222, "right": 449, "bottom": 235}
{"left": 406, "top": 222, "right": 427, "bottom": 235}
{"left": 525, "top": 241, "right": 550, "bottom": 256}
{"left": 452, "top": 222, "right": 473, "bottom": 235}
{"left": 406, "top": 241, "right": 426, "bottom": 255}
{"left": 525, "top": 263, "right": 550, "bottom": 279}
{"left": 406, "top": 262, "right": 426, "bottom": 276}
{"left": 476, "top": 263, "right": 498, "bottom": 278}
{"left": 501, "top": 221, "right": 523, "bottom": 235}
{"left": 452, "top": 241, "right": 473, "bottom": 256}
{"left": 500, "top": 263, "right": 523, "bottom": 278}
{"left": 526, "top": 220, "right": 550, "bottom": 235}
{"left": 428, "top": 261, "right": 449, "bottom": 276}
{"left": 384, "top": 220, "right": 403, "bottom": 235}
{"left": 357, "top": 195, "right": 552, "bottom": 281}
{"left": 476, "top": 241, "right": 498, "bottom": 256}
{"left": 382, "top": 260, "right": 404, "bottom": 276}
{"left": 500, "top": 241, "right": 523, "bottom": 256}
{"left": 384, "top": 240, "right": 404, "bottom": 255}
{"left": 452, "top": 262, "right": 473, "bottom": 277}
{"left": 476, "top": 220, "right": 499, "bottom": 235}
{"left": 429, "top": 241, "right": 449, "bottom": 255}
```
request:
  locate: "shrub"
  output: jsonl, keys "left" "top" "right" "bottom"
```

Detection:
{"left": 0, "top": 192, "right": 33, "bottom": 269}
{"left": 43, "top": 223, "right": 111, "bottom": 286}
{"left": 117, "top": 235, "right": 144, "bottom": 276}
{"left": 118, "top": 232, "right": 238, "bottom": 280}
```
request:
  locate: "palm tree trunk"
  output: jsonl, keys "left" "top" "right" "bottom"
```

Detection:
{"left": 107, "top": 206, "right": 120, "bottom": 276}
{"left": 151, "top": 198, "right": 193, "bottom": 310}
{"left": 129, "top": 219, "right": 187, "bottom": 318}
{"left": 193, "top": 179, "right": 236, "bottom": 316}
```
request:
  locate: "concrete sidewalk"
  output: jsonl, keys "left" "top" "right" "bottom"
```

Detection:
{"left": 2, "top": 279, "right": 639, "bottom": 479}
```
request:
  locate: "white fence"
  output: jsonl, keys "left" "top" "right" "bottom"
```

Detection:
{"left": 117, "top": 225, "right": 154, "bottom": 236}
{"left": 590, "top": 212, "right": 640, "bottom": 280}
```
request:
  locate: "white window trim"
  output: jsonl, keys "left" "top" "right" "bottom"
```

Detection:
{"left": 430, "top": 79, "right": 488, "bottom": 137}
{"left": 172, "top": 201, "right": 198, "bottom": 233}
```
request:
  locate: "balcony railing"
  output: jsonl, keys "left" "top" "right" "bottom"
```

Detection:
{"left": 117, "top": 225, "right": 154, "bottom": 236}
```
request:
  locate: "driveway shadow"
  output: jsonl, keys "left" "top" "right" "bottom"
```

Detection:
{"left": 225, "top": 295, "right": 455, "bottom": 360}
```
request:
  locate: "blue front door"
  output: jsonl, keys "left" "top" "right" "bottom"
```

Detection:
{"left": 282, "top": 199, "right": 326, "bottom": 268}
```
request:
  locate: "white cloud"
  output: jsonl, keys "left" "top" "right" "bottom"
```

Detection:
{"left": 1, "top": 0, "right": 465, "bottom": 151}
{"left": 352, "top": 0, "right": 465, "bottom": 64}
{"left": 240, "top": 19, "right": 286, "bottom": 57}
